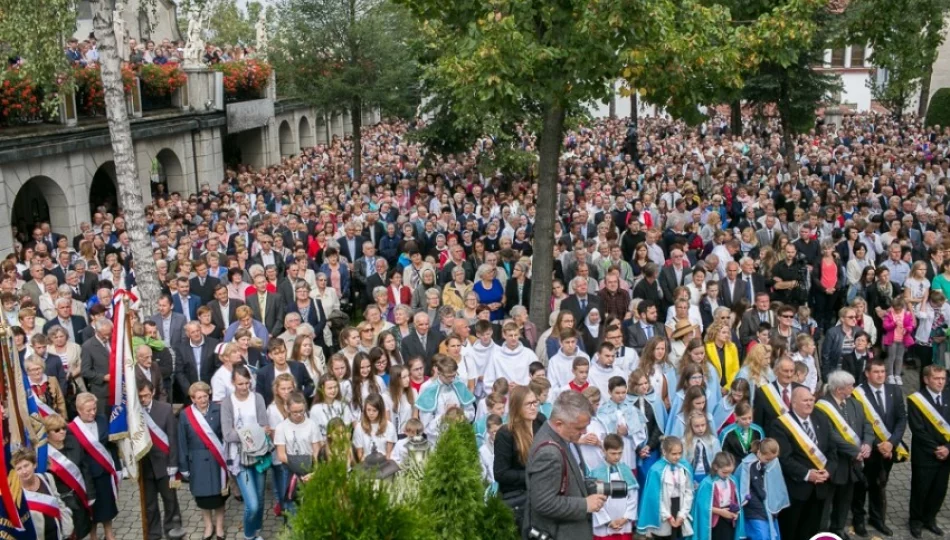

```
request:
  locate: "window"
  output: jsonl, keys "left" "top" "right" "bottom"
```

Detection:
{"left": 851, "top": 45, "right": 866, "bottom": 67}
{"left": 830, "top": 48, "right": 846, "bottom": 67}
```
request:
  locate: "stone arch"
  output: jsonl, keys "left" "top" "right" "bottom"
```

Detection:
{"left": 11, "top": 176, "right": 70, "bottom": 244}
{"left": 155, "top": 148, "right": 187, "bottom": 197}
{"left": 90, "top": 161, "right": 118, "bottom": 217}
{"left": 298, "top": 115, "right": 315, "bottom": 150}
{"left": 278, "top": 120, "right": 295, "bottom": 157}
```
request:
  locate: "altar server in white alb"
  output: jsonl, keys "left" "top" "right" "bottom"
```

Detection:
{"left": 484, "top": 322, "right": 536, "bottom": 388}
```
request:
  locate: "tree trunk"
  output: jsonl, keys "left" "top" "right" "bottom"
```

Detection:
{"left": 528, "top": 101, "right": 566, "bottom": 331}
{"left": 608, "top": 92, "right": 616, "bottom": 119}
{"left": 630, "top": 92, "right": 638, "bottom": 130}
{"left": 919, "top": 62, "right": 934, "bottom": 118}
{"left": 730, "top": 99, "right": 742, "bottom": 135}
{"left": 93, "top": 0, "right": 160, "bottom": 317}
{"left": 778, "top": 78, "right": 797, "bottom": 174}
{"left": 351, "top": 99, "right": 362, "bottom": 182}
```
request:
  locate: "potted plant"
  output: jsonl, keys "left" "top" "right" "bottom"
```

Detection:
{"left": 138, "top": 63, "right": 187, "bottom": 110}
{"left": 0, "top": 67, "right": 42, "bottom": 126}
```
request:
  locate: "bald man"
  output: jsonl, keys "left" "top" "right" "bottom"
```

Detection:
{"left": 771, "top": 386, "right": 840, "bottom": 540}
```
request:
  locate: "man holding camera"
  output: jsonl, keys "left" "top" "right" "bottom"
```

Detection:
{"left": 524, "top": 391, "right": 607, "bottom": 539}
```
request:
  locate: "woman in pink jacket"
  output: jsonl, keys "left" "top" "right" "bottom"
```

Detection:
{"left": 882, "top": 296, "right": 915, "bottom": 385}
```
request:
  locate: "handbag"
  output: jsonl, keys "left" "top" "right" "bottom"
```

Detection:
{"left": 238, "top": 422, "right": 273, "bottom": 468}
{"left": 285, "top": 453, "right": 314, "bottom": 476}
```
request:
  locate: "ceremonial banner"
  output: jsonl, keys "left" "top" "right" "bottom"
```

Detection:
{"left": 108, "top": 290, "right": 152, "bottom": 479}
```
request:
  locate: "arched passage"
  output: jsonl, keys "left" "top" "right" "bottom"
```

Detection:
{"left": 11, "top": 176, "right": 70, "bottom": 244}
{"left": 154, "top": 148, "right": 186, "bottom": 198}
{"left": 90, "top": 161, "right": 118, "bottom": 217}
{"left": 278, "top": 120, "right": 295, "bottom": 157}
{"left": 298, "top": 116, "right": 315, "bottom": 150}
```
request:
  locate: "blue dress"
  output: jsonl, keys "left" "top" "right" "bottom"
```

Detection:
{"left": 473, "top": 279, "right": 504, "bottom": 322}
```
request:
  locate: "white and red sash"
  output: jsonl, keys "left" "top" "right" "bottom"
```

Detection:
{"left": 143, "top": 410, "right": 170, "bottom": 455}
{"left": 68, "top": 419, "right": 118, "bottom": 499}
{"left": 34, "top": 398, "right": 55, "bottom": 418}
{"left": 47, "top": 446, "right": 90, "bottom": 510}
{"left": 183, "top": 405, "right": 229, "bottom": 495}
{"left": 24, "top": 487, "right": 60, "bottom": 521}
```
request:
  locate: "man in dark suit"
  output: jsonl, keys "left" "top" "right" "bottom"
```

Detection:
{"left": 816, "top": 370, "right": 871, "bottom": 540}
{"left": 362, "top": 214, "right": 386, "bottom": 249}
{"left": 175, "top": 322, "right": 221, "bottom": 395}
{"left": 171, "top": 277, "right": 201, "bottom": 322}
{"left": 247, "top": 274, "right": 284, "bottom": 337}
{"left": 400, "top": 312, "right": 443, "bottom": 375}
{"left": 524, "top": 391, "right": 603, "bottom": 538}
{"left": 772, "top": 386, "right": 839, "bottom": 540}
{"left": 755, "top": 357, "right": 804, "bottom": 430}
{"left": 559, "top": 278, "right": 604, "bottom": 325}
{"left": 337, "top": 225, "right": 366, "bottom": 266}
{"left": 43, "top": 297, "right": 88, "bottom": 343}
{"left": 134, "top": 344, "right": 167, "bottom": 402}
{"left": 718, "top": 261, "right": 749, "bottom": 309}
{"left": 907, "top": 364, "right": 950, "bottom": 538}
{"left": 149, "top": 295, "right": 187, "bottom": 350}
{"left": 31, "top": 335, "right": 67, "bottom": 391}
{"left": 624, "top": 300, "right": 665, "bottom": 355}
{"left": 209, "top": 285, "right": 243, "bottom": 337}
{"left": 80, "top": 318, "right": 113, "bottom": 415}
{"left": 739, "top": 257, "right": 768, "bottom": 300}
{"left": 72, "top": 260, "right": 99, "bottom": 302}
{"left": 851, "top": 359, "right": 907, "bottom": 537}
{"left": 658, "top": 248, "right": 690, "bottom": 303}
{"left": 50, "top": 252, "right": 72, "bottom": 286}
{"left": 249, "top": 236, "right": 286, "bottom": 277}
{"left": 255, "top": 340, "right": 314, "bottom": 406}
{"left": 226, "top": 219, "right": 254, "bottom": 255}
{"left": 137, "top": 381, "right": 184, "bottom": 540}
{"left": 353, "top": 241, "right": 379, "bottom": 309}
{"left": 364, "top": 258, "right": 389, "bottom": 301}
{"left": 739, "top": 292, "right": 776, "bottom": 348}
{"left": 189, "top": 260, "right": 220, "bottom": 305}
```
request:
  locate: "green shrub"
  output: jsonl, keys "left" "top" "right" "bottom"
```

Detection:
{"left": 926, "top": 88, "right": 950, "bottom": 127}
{"left": 477, "top": 494, "right": 521, "bottom": 540}
{"left": 419, "top": 420, "right": 485, "bottom": 539}
{"left": 286, "top": 441, "right": 434, "bottom": 540}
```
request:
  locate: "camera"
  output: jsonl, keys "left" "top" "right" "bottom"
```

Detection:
{"left": 526, "top": 527, "right": 554, "bottom": 540}
{"left": 585, "top": 478, "right": 628, "bottom": 499}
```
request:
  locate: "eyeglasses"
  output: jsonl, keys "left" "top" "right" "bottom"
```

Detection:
{"left": 780, "top": 315, "right": 793, "bottom": 319}
{"left": 524, "top": 400, "right": 540, "bottom": 408}
{"left": 844, "top": 315, "right": 857, "bottom": 320}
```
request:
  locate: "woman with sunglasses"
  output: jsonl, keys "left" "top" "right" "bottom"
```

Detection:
{"left": 43, "top": 413, "right": 95, "bottom": 540}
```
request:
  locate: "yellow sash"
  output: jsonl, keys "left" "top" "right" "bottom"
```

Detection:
{"left": 777, "top": 413, "right": 827, "bottom": 470}
{"left": 815, "top": 400, "right": 859, "bottom": 446}
{"left": 853, "top": 387, "right": 909, "bottom": 461}
{"left": 706, "top": 342, "right": 740, "bottom": 387}
{"left": 760, "top": 384, "right": 789, "bottom": 417}
{"left": 908, "top": 392, "right": 950, "bottom": 441}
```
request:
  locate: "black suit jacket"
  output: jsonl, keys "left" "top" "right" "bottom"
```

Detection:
{"left": 43, "top": 315, "right": 87, "bottom": 342}
{"left": 400, "top": 330, "right": 444, "bottom": 375}
{"left": 659, "top": 266, "right": 690, "bottom": 306}
{"left": 504, "top": 278, "right": 532, "bottom": 314}
{"left": 858, "top": 382, "right": 907, "bottom": 450}
{"left": 771, "top": 411, "right": 839, "bottom": 501}
{"left": 176, "top": 337, "right": 221, "bottom": 391}
{"left": 841, "top": 352, "right": 872, "bottom": 385}
{"left": 719, "top": 278, "right": 750, "bottom": 309}
{"left": 42, "top": 353, "right": 67, "bottom": 391}
{"left": 142, "top": 400, "right": 177, "bottom": 479}
{"left": 190, "top": 276, "right": 220, "bottom": 305}
{"left": 755, "top": 381, "right": 805, "bottom": 429}
{"left": 365, "top": 272, "right": 388, "bottom": 300}
{"left": 77, "top": 271, "right": 99, "bottom": 301}
{"left": 814, "top": 396, "right": 870, "bottom": 484}
{"left": 250, "top": 252, "right": 286, "bottom": 277}
{"left": 623, "top": 320, "right": 666, "bottom": 354}
{"left": 248, "top": 291, "right": 285, "bottom": 336}
{"left": 227, "top": 231, "right": 255, "bottom": 256}
{"left": 255, "top": 361, "right": 315, "bottom": 406}
{"left": 210, "top": 299, "right": 244, "bottom": 337}
{"left": 362, "top": 223, "right": 386, "bottom": 248}
{"left": 286, "top": 299, "right": 328, "bottom": 345}
{"left": 560, "top": 294, "right": 604, "bottom": 325}
{"left": 338, "top": 235, "right": 366, "bottom": 265}
{"left": 908, "top": 387, "right": 950, "bottom": 467}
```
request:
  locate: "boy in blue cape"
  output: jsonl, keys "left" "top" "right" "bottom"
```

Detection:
{"left": 473, "top": 392, "right": 506, "bottom": 447}
{"left": 732, "top": 438, "right": 789, "bottom": 540}
{"left": 638, "top": 436, "right": 695, "bottom": 539}
{"left": 597, "top": 376, "right": 647, "bottom": 471}
{"left": 588, "top": 434, "right": 639, "bottom": 540}
{"left": 415, "top": 355, "right": 476, "bottom": 440}
{"left": 692, "top": 452, "right": 744, "bottom": 540}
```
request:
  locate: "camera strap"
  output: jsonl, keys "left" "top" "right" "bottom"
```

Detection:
{"left": 530, "top": 441, "right": 569, "bottom": 495}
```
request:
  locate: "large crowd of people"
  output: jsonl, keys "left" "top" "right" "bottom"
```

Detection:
{"left": 6, "top": 111, "right": 950, "bottom": 540}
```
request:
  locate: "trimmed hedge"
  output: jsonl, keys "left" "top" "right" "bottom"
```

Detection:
{"left": 926, "top": 88, "right": 950, "bottom": 127}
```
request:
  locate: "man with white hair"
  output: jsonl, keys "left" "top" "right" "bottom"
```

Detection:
{"left": 814, "top": 370, "right": 872, "bottom": 540}
{"left": 561, "top": 275, "right": 604, "bottom": 324}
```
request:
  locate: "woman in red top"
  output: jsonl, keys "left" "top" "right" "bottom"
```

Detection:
{"left": 811, "top": 241, "right": 845, "bottom": 333}
{"left": 387, "top": 272, "right": 413, "bottom": 308}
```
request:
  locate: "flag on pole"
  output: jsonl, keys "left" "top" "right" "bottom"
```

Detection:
{"left": 1, "top": 330, "right": 47, "bottom": 473}
{"left": 108, "top": 289, "right": 152, "bottom": 479}
{"left": 0, "top": 467, "right": 35, "bottom": 538}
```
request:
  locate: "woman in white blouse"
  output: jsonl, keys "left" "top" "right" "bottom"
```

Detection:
{"left": 352, "top": 393, "right": 396, "bottom": 461}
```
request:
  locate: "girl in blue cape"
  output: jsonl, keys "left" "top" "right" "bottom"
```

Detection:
{"left": 718, "top": 401, "right": 763, "bottom": 463}
{"left": 625, "top": 368, "right": 666, "bottom": 489}
{"left": 638, "top": 436, "right": 695, "bottom": 539}
{"left": 668, "top": 386, "right": 714, "bottom": 439}
{"left": 597, "top": 376, "right": 647, "bottom": 471}
{"left": 692, "top": 452, "right": 744, "bottom": 540}
{"left": 589, "top": 434, "right": 639, "bottom": 540}
{"left": 667, "top": 361, "right": 721, "bottom": 434}
{"left": 712, "top": 379, "right": 752, "bottom": 435}
{"left": 684, "top": 412, "right": 722, "bottom": 485}
{"left": 732, "top": 438, "right": 789, "bottom": 540}
{"left": 415, "top": 356, "right": 476, "bottom": 441}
